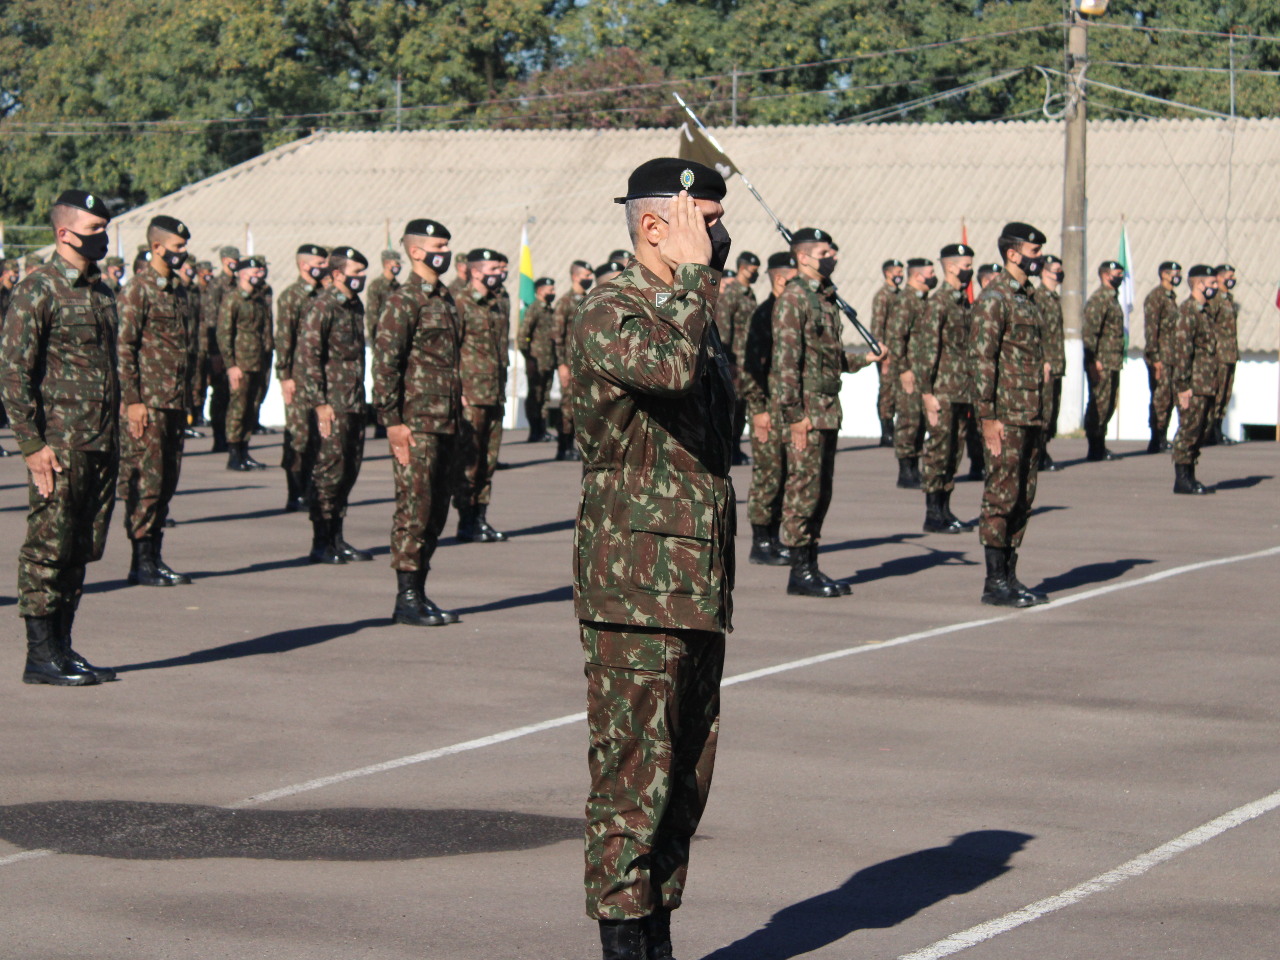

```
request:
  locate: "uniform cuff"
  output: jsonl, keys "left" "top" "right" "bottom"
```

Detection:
{"left": 779, "top": 401, "right": 805, "bottom": 424}
{"left": 976, "top": 402, "right": 996, "bottom": 420}
{"left": 379, "top": 411, "right": 403, "bottom": 428}
{"left": 675, "top": 263, "right": 719, "bottom": 300}
{"left": 18, "top": 437, "right": 46, "bottom": 457}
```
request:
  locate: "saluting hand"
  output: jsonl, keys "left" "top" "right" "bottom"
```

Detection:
{"left": 657, "top": 191, "right": 711, "bottom": 270}
{"left": 387, "top": 423, "right": 415, "bottom": 467}
{"left": 26, "top": 447, "right": 62, "bottom": 499}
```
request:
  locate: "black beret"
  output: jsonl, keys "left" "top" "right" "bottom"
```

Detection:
{"left": 1158, "top": 261, "right": 1182, "bottom": 273}
{"left": 906, "top": 258, "right": 934, "bottom": 269}
{"left": 614, "top": 158, "right": 727, "bottom": 204}
{"left": 1215, "top": 263, "right": 1235, "bottom": 274}
{"left": 467, "top": 248, "right": 499, "bottom": 263}
{"left": 736, "top": 251, "right": 761, "bottom": 266}
{"left": 1188, "top": 264, "right": 1215, "bottom": 278}
{"left": 535, "top": 276, "right": 555, "bottom": 288}
{"left": 149, "top": 215, "right": 190, "bottom": 240}
{"left": 722, "top": 269, "right": 737, "bottom": 280}
{"left": 1098, "top": 260, "right": 1123, "bottom": 272}
{"left": 571, "top": 260, "right": 593, "bottom": 272}
{"left": 494, "top": 252, "right": 510, "bottom": 263}
{"left": 595, "top": 260, "right": 626, "bottom": 278}
{"left": 881, "top": 259, "right": 904, "bottom": 271}
{"left": 332, "top": 246, "right": 368, "bottom": 267}
{"left": 1044, "top": 255, "right": 1062, "bottom": 266}
{"left": 790, "top": 227, "right": 832, "bottom": 246}
{"left": 1000, "top": 222, "right": 1047, "bottom": 245}
{"left": 236, "top": 256, "right": 265, "bottom": 270}
{"left": 607, "top": 250, "right": 632, "bottom": 263}
{"left": 54, "top": 189, "right": 110, "bottom": 219}
{"left": 977, "top": 262, "right": 1002, "bottom": 276}
{"left": 296, "top": 244, "right": 328, "bottom": 258}
{"left": 767, "top": 252, "right": 797, "bottom": 270}
{"left": 940, "top": 244, "right": 974, "bottom": 259}
{"left": 404, "top": 219, "right": 451, "bottom": 240}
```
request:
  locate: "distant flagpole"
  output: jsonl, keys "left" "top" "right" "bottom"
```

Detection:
{"left": 961, "top": 220, "right": 974, "bottom": 304}
{"left": 0, "top": 222, "right": 5, "bottom": 259}
{"left": 1117, "top": 220, "right": 1134, "bottom": 353}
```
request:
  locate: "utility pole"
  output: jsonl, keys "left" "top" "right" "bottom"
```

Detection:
{"left": 731, "top": 65, "right": 739, "bottom": 127}
{"left": 1228, "top": 30, "right": 1236, "bottom": 118}
{"left": 395, "top": 74, "right": 403, "bottom": 132}
{"left": 1059, "top": 7, "right": 1089, "bottom": 434}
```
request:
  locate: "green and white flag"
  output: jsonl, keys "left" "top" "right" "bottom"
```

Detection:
{"left": 1118, "top": 223, "right": 1135, "bottom": 354}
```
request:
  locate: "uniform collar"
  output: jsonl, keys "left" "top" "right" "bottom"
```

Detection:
{"left": 52, "top": 252, "right": 102, "bottom": 286}
{"left": 995, "top": 270, "right": 1034, "bottom": 296}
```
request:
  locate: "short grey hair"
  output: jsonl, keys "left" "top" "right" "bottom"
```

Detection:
{"left": 625, "top": 198, "right": 667, "bottom": 245}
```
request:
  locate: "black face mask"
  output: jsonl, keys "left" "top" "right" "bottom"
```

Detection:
{"left": 308, "top": 266, "right": 325, "bottom": 280}
{"left": 957, "top": 269, "right": 974, "bottom": 286}
{"left": 891, "top": 275, "right": 903, "bottom": 287}
{"left": 745, "top": 269, "right": 759, "bottom": 284}
{"left": 162, "top": 248, "right": 188, "bottom": 270}
{"left": 1048, "top": 271, "right": 1064, "bottom": 284}
{"left": 815, "top": 257, "right": 837, "bottom": 279}
{"left": 707, "top": 221, "right": 732, "bottom": 273}
{"left": 248, "top": 275, "right": 263, "bottom": 287}
{"left": 1106, "top": 273, "right": 1123, "bottom": 290}
{"left": 69, "top": 230, "right": 109, "bottom": 262}
{"left": 426, "top": 251, "right": 452, "bottom": 274}
{"left": 542, "top": 293, "right": 555, "bottom": 304}
{"left": 1203, "top": 286, "right": 1217, "bottom": 300}
{"left": 923, "top": 276, "right": 938, "bottom": 290}
{"left": 579, "top": 277, "right": 593, "bottom": 292}
{"left": 389, "top": 265, "right": 401, "bottom": 276}
{"left": 1171, "top": 275, "right": 1182, "bottom": 288}
{"left": 1223, "top": 277, "right": 1236, "bottom": 289}
{"left": 483, "top": 274, "right": 501, "bottom": 290}
{"left": 1021, "top": 255, "right": 1045, "bottom": 277}
{"left": 346, "top": 276, "right": 365, "bottom": 294}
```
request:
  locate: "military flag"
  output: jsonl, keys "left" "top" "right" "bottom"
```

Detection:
{"left": 518, "top": 224, "right": 535, "bottom": 315}
{"left": 677, "top": 120, "right": 738, "bottom": 180}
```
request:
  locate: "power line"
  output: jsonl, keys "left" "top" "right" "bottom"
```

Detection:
{"left": 1090, "top": 22, "right": 1280, "bottom": 44}
{"left": 835, "top": 70, "right": 1026, "bottom": 125}
{"left": 1093, "top": 59, "right": 1280, "bottom": 77}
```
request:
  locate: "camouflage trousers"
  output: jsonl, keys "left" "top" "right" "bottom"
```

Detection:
{"left": 1146, "top": 363, "right": 1173, "bottom": 434}
{"left": 281, "top": 399, "right": 314, "bottom": 483}
{"left": 893, "top": 385, "right": 924, "bottom": 460}
{"left": 250, "top": 351, "right": 272, "bottom": 431}
{"left": 18, "top": 448, "right": 117, "bottom": 618}
{"left": 524, "top": 358, "right": 554, "bottom": 425}
{"left": 310, "top": 410, "right": 365, "bottom": 521}
{"left": 581, "top": 621, "right": 724, "bottom": 920}
{"left": 979, "top": 424, "right": 1040, "bottom": 549}
{"left": 780, "top": 427, "right": 836, "bottom": 548}
{"left": 1172, "top": 394, "right": 1212, "bottom": 466}
{"left": 560, "top": 370, "right": 576, "bottom": 436}
{"left": 454, "top": 403, "right": 502, "bottom": 508}
{"left": 208, "top": 370, "right": 229, "bottom": 435}
{"left": 921, "top": 400, "right": 970, "bottom": 494}
{"left": 391, "top": 432, "right": 456, "bottom": 571}
{"left": 226, "top": 369, "right": 266, "bottom": 443}
{"left": 117, "top": 407, "right": 186, "bottom": 540}
{"left": 1042, "top": 376, "right": 1062, "bottom": 440}
{"left": 1084, "top": 366, "right": 1120, "bottom": 440}
{"left": 876, "top": 362, "right": 895, "bottom": 422}
{"left": 746, "top": 422, "right": 787, "bottom": 527}
{"left": 1213, "top": 362, "right": 1235, "bottom": 422}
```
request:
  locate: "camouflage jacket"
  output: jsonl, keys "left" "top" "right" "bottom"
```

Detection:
{"left": 870, "top": 283, "right": 898, "bottom": 343}
{"left": 971, "top": 269, "right": 1044, "bottom": 426}
{"left": 773, "top": 275, "right": 866, "bottom": 430}
{"left": 550, "top": 290, "right": 585, "bottom": 368}
{"left": 295, "top": 286, "right": 366, "bottom": 413}
{"left": 1207, "top": 291, "right": 1239, "bottom": 364}
{"left": 1082, "top": 285, "right": 1125, "bottom": 369}
{"left": 217, "top": 286, "right": 273, "bottom": 372}
{"left": 0, "top": 285, "right": 12, "bottom": 322}
{"left": 447, "top": 275, "right": 469, "bottom": 301}
{"left": 911, "top": 283, "right": 973, "bottom": 402}
{"left": 201, "top": 279, "right": 225, "bottom": 361}
{"left": 1171, "top": 298, "right": 1220, "bottom": 396}
{"left": 517, "top": 297, "right": 556, "bottom": 369}
{"left": 187, "top": 282, "right": 207, "bottom": 380}
{"left": 274, "top": 277, "right": 323, "bottom": 382}
{"left": 456, "top": 285, "right": 509, "bottom": 406}
{"left": 570, "top": 261, "right": 735, "bottom": 634}
{"left": 740, "top": 293, "right": 778, "bottom": 418}
{"left": 371, "top": 273, "right": 462, "bottom": 435}
{"left": 117, "top": 262, "right": 197, "bottom": 411}
{"left": 714, "top": 278, "right": 756, "bottom": 366}
{"left": 885, "top": 287, "right": 930, "bottom": 377}
{"left": 1034, "top": 286, "right": 1066, "bottom": 376}
{"left": 365, "top": 274, "right": 401, "bottom": 345}
{"left": 0, "top": 254, "right": 120, "bottom": 456}
{"left": 1142, "top": 285, "right": 1178, "bottom": 367}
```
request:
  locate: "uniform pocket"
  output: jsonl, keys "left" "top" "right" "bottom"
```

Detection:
{"left": 628, "top": 495, "right": 713, "bottom": 596}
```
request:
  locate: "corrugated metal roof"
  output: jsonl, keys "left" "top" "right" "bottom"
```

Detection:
{"left": 100, "top": 117, "right": 1278, "bottom": 353}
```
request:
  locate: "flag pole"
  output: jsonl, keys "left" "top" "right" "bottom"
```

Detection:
{"left": 671, "top": 92, "right": 879, "bottom": 352}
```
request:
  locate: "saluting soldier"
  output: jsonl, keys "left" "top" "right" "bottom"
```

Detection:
{"left": 372, "top": 219, "right": 463, "bottom": 626}
{"left": 452, "top": 249, "right": 510, "bottom": 542}
{"left": 871, "top": 259, "right": 903, "bottom": 446}
{"left": 774, "top": 228, "right": 883, "bottom": 598}
{"left": 550, "top": 260, "right": 593, "bottom": 461}
{"left": 103, "top": 257, "right": 125, "bottom": 294}
{"left": 1142, "top": 261, "right": 1181, "bottom": 454}
{"left": 216, "top": 256, "right": 272, "bottom": 470}
{"left": 296, "top": 247, "right": 373, "bottom": 564}
{"left": 1082, "top": 260, "right": 1126, "bottom": 461}
{"left": 1170, "top": 266, "right": 1221, "bottom": 494}
{"left": 972, "top": 222, "right": 1050, "bottom": 608}
{"left": 0, "top": 190, "right": 119, "bottom": 685}
{"left": 116, "top": 215, "right": 198, "bottom": 588}
{"left": 517, "top": 276, "right": 557, "bottom": 443}
{"left": 887, "top": 258, "right": 936, "bottom": 489}
{"left": 1035, "top": 255, "right": 1066, "bottom": 470}
{"left": 573, "top": 158, "right": 734, "bottom": 960}
{"left": 742, "top": 251, "right": 797, "bottom": 565}
{"left": 714, "top": 250, "right": 759, "bottom": 465}
{"left": 1206, "top": 264, "right": 1240, "bottom": 445}
{"left": 912, "top": 243, "right": 975, "bottom": 535}
{"left": 275, "top": 244, "right": 329, "bottom": 511}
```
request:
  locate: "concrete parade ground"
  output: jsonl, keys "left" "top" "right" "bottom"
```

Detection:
{"left": 0, "top": 427, "right": 1276, "bottom": 960}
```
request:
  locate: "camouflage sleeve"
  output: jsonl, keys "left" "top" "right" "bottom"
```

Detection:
{"left": 370, "top": 293, "right": 411, "bottom": 427}
{"left": 263, "top": 297, "right": 275, "bottom": 355}
{"left": 740, "top": 307, "right": 768, "bottom": 417}
{"left": 116, "top": 278, "right": 148, "bottom": 407}
{"left": 273, "top": 287, "right": 294, "bottom": 381}
{"left": 871, "top": 288, "right": 890, "bottom": 341}
{"left": 971, "top": 291, "right": 1006, "bottom": 421}
{"left": 910, "top": 298, "right": 944, "bottom": 395}
{"left": 216, "top": 294, "right": 238, "bottom": 369}
{"left": 842, "top": 349, "right": 874, "bottom": 375}
{"left": 713, "top": 288, "right": 736, "bottom": 357}
{"left": 1082, "top": 292, "right": 1102, "bottom": 356}
{"left": 575, "top": 263, "right": 718, "bottom": 397}
{"left": 295, "top": 301, "right": 329, "bottom": 409}
{"left": 885, "top": 295, "right": 911, "bottom": 372}
{"left": 771, "top": 284, "right": 807, "bottom": 425}
{"left": 1141, "top": 289, "right": 1161, "bottom": 364}
{"left": 1170, "top": 304, "right": 1194, "bottom": 394}
{"left": 516, "top": 302, "right": 534, "bottom": 351}
{"left": 0, "top": 280, "right": 53, "bottom": 454}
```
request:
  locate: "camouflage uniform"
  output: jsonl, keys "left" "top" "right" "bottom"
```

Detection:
{"left": 1170, "top": 297, "right": 1219, "bottom": 465}
{"left": 741, "top": 293, "right": 786, "bottom": 526}
{"left": 870, "top": 283, "right": 898, "bottom": 426}
{"left": 116, "top": 262, "right": 197, "bottom": 539}
{"left": 187, "top": 279, "right": 208, "bottom": 416}
{"left": 773, "top": 275, "right": 874, "bottom": 547}
{"left": 216, "top": 284, "right": 272, "bottom": 443}
{"left": 911, "top": 284, "right": 973, "bottom": 494}
{"left": 275, "top": 276, "right": 323, "bottom": 485}
{"left": 1082, "top": 284, "right": 1125, "bottom": 443}
{"left": 365, "top": 274, "right": 401, "bottom": 345}
{"left": 714, "top": 277, "right": 756, "bottom": 442}
{"left": 1035, "top": 285, "right": 1065, "bottom": 442}
{"left": 453, "top": 285, "right": 508, "bottom": 508}
{"left": 972, "top": 270, "right": 1044, "bottom": 549}
{"left": 296, "top": 286, "right": 366, "bottom": 520}
{"left": 517, "top": 296, "right": 556, "bottom": 433}
{"left": 1207, "top": 290, "right": 1238, "bottom": 423}
{"left": 203, "top": 275, "right": 233, "bottom": 434}
{"left": 1142, "top": 285, "right": 1178, "bottom": 435}
{"left": 887, "top": 286, "right": 931, "bottom": 465}
{"left": 551, "top": 290, "right": 586, "bottom": 436}
{"left": 571, "top": 260, "right": 734, "bottom": 921}
{"left": 248, "top": 282, "right": 275, "bottom": 432}
{"left": 0, "top": 255, "right": 119, "bottom": 618}
{"left": 371, "top": 274, "right": 462, "bottom": 571}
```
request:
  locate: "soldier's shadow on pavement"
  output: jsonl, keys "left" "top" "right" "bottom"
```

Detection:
{"left": 84, "top": 549, "right": 392, "bottom": 595}
{"left": 455, "top": 584, "right": 573, "bottom": 616}
{"left": 818, "top": 532, "right": 926, "bottom": 555}
{"left": 701, "top": 830, "right": 1034, "bottom": 960}
{"left": 111, "top": 618, "right": 385, "bottom": 673}
{"left": 0, "top": 800, "right": 581, "bottom": 861}
{"left": 1211, "top": 474, "right": 1272, "bottom": 491}
{"left": 838, "top": 545, "right": 978, "bottom": 587}
{"left": 1032, "top": 557, "right": 1153, "bottom": 595}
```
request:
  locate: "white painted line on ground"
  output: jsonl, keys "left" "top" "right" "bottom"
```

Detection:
{"left": 897, "top": 785, "right": 1280, "bottom": 960}
{"left": 0, "top": 848, "right": 54, "bottom": 867}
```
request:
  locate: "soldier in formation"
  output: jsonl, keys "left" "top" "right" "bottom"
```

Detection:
{"left": 1170, "top": 265, "right": 1221, "bottom": 494}
{"left": 275, "top": 243, "right": 329, "bottom": 511}
{"left": 216, "top": 255, "right": 272, "bottom": 470}
{"left": 1142, "top": 261, "right": 1181, "bottom": 454}
{"left": 1206, "top": 264, "right": 1239, "bottom": 446}
{"left": 550, "top": 260, "right": 593, "bottom": 462}
{"left": 0, "top": 258, "right": 15, "bottom": 455}
{"left": 870, "top": 259, "right": 903, "bottom": 447}
{"left": 714, "top": 251, "right": 759, "bottom": 465}
{"left": 886, "top": 257, "right": 935, "bottom": 489}
{"left": 1082, "top": 260, "right": 1126, "bottom": 462}
{"left": 517, "top": 276, "right": 557, "bottom": 443}
{"left": 103, "top": 256, "right": 125, "bottom": 293}
{"left": 1034, "top": 255, "right": 1066, "bottom": 471}
{"left": 205, "top": 245, "right": 241, "bottom": 452}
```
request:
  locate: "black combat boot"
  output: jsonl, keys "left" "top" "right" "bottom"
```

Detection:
{"left": 1217, "top": 420, "right": 1237, "bottom": 445}
{"left": 284, "top": 472, "right": 305, "bottom": 512}
{"left": 211, "top": 420, "right": 228, "bottom": 454}
{"left": 599, "top": 919, "right": 647, "bottom": 960}
{"left": 923, "top": 491, "right": 965, "bottom": 534}
{"left": 23, "top": 616, "right": 98, "bottom": 686}
{"left": 59, "top": 606, "right": 116, "bottom": 682}
{"left": 151, "top": 532, "right": 191, "bottom": 584}
{"left": 241, "top": 443, "right": 268, "bottom": 470}
{"left": 332, "top": 518, "right": 373, "bottom": 561}
{"left": 309, "top": 517, "right": 345, "bottom": 563}
{"left": 787, "top": 545, "right": 842, "bottom": 598}
{"left": 1086, "top": 435, "right": 1116, "bottom": 462}
{"left": 1005, "top": 549, "right": 1048, "bottom": 605}
{"left": 748, "top": 524, "right": 778, "bottom": 565}
{"left": 768, "top": 521, "right": 791, "bottom": 563}
{"left": 392, "top": 571, "right": 445, "bottom": 626}
{"left": 455, "top": 505, "right": 481, "bottom": 542}
{"left": 128, "top": 538, "right": 173, "bottom": 587}
{"left": 475, "top": 505, "right": 509, "bottom": 542}
{"left": 980, "top": 545, "right": 1032, "bottom": 607}
{"left": 732, "top": 444, "right": 751, "bottom": 466}
{"left": 417, "top": 566, "right": 459, "bottom": 624}
{"left": 815, "top": 545, "right": 852, "bottom": 595}
{"left": 1039, "top": 445, "right": 1059, "bottom": 472}
{"left": 939, "top": 489, "right": 970, "bottom": 528}
{"left": 879, "top": 417, "right": 894, "bottom": 448}
{"left": 1146, "top": 426, "right": 1166, "bottom": 454}
{"left": 641, "top": 908, "right": 675, "bottom": 960}
{"left": 1173, "top": 463, "right": 1212, "bottom": 495}
{"left": 896, "top": 457, "right": 921, "bottom": 490}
